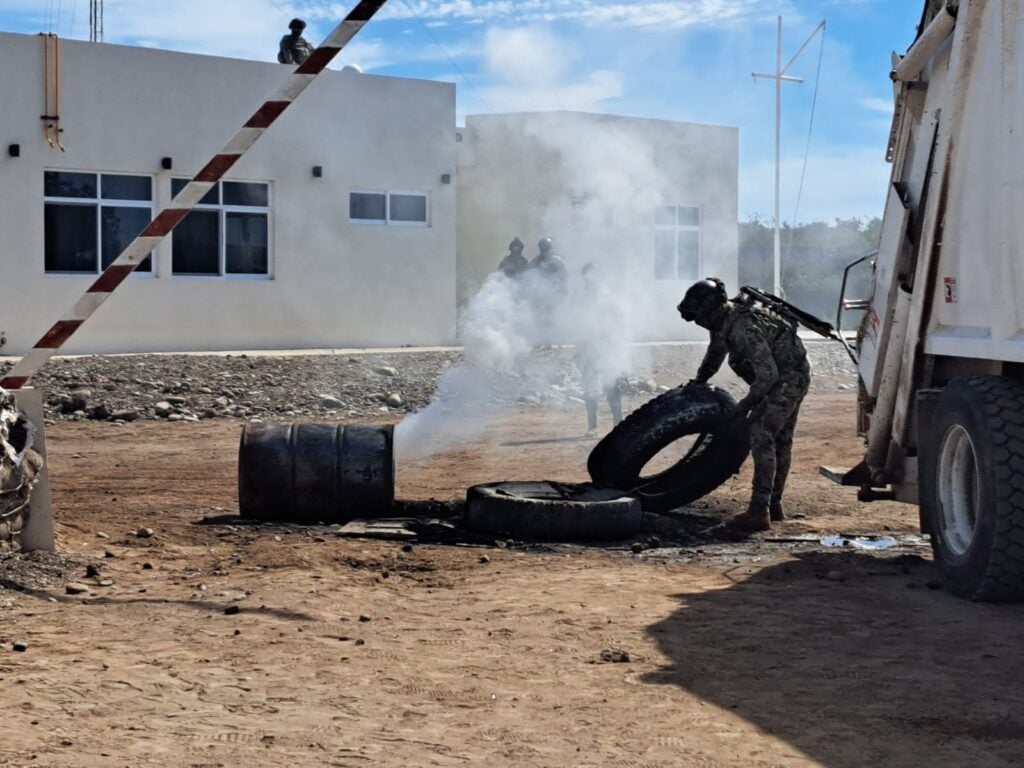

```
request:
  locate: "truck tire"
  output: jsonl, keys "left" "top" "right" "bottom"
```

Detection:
{"left": 465, "top": 481, "right": 642, "bottom": 541}
{"left": 920, "top": 376, "right": 1024, "bottom": 601}
{"left": 587, "top": 384, "right": 749, "bottom": 512}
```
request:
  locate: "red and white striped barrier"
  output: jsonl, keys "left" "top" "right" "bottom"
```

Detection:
{"left": 1, "top": 0, "right": 388, "bottom": 390}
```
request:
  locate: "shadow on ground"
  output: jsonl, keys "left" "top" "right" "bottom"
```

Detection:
{"left": 644, "top": 551, "right": 1024, "bottom": 768}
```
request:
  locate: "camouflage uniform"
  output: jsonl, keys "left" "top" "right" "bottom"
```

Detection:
{"left": 498, "top": 251, "right": 529, "bottom": 278}
{"left": 279, "top": 34, "right": 315, "bottom": 64}
{"left": 529, "top": 253, "right": 569, "bottom": 294}
{"left": 694, "top": 301, "right": 810, "bottom": 519}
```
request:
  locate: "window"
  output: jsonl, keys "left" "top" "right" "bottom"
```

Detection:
{"left": 654, "top": 205, "right": 701, "bottom": 281}
{"left": 171, "top": 179, "right": 270, "bottom": 277}
{"left": 44, "top": 171, "right": 153, "bottom": 274}
{"left": 350, "top": 191, "right": 428, "bottom": 226}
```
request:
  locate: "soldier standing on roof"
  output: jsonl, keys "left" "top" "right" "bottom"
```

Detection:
{"left": 278, "top": 18, "right": 315, "bottom": 65}
{"left": 677, "top": 278, "right": 810, "bottom": 532}
{"left": 498, "top": 237, "right": 528, "bottom": 278}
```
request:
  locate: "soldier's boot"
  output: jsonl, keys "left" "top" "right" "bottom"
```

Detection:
{"left": 769, "top": 499, "right": 786, "bottom": 522}
{"left": 728, "top": 500, "right": 771, "bottom": 532}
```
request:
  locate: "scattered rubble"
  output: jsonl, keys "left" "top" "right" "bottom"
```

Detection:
{"left": 0, "top": 344, "right": 855, "bottom": 424}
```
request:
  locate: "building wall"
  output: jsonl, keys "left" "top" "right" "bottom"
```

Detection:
{"left": 456, "top": 112, "right": 739, "bottom": 340}
{"left": 0, "top": 32, "right": 457, "bottom": 354}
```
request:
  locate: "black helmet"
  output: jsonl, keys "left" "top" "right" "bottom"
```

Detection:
{"left": 289, "top": 18, "right": 306, "bottom": 30}
{"left": 538, "top": 237, "right": 553, "bottom": 254}
{"left": 509, "top": 237, "right": 524, "bottom": 250}
{"left": 678, "top": 278, "right": 727, "bottom": 323}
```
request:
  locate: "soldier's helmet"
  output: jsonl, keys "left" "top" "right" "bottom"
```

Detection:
{"left": 538, "top": 237, "right": 553, "bottom": 255}
{"left": 289, "top": 18, "right": 307, "bottom": 30}
{"left": 509, "top": 237, "right": 524, "bottom": 250}
{"left": 677, "top": 278, "right": 727, "bottom": 323}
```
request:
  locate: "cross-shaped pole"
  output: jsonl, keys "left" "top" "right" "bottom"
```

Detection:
{"left": 753, "top": 16, "right": 826, "bottom": 297}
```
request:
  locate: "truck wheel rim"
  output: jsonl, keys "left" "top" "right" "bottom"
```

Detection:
{"left": 938, "top": 425, "right": 980, "bottom": 556}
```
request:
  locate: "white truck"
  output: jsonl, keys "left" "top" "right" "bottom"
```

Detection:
{"left": 825, "top": 0, "right": 1024, "bottom": 600}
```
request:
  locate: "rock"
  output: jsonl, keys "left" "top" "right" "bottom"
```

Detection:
{"left": 384, "top": 393, "right": 404, "bottom": 408}
{"left": 599, "top": 648, "right": 631, "bottom": 663}
{"left": 85, "top": 564, "right": 100, "bottom": 578}
{"left": 136, "top": 527, "right": 155, "bottom": 539}
{"left": 88, "top": 403, "right": 112, "bottom": 420}
{"left": 646, "top": 536, "right": 661, "bottom": 548}
{"left": 167, "top": 413, "right": 184, "bottom": 422}
{"left": 165, "top": 395, "right": 188, "bottom": 405}
{"left": 479, "top": 554, "right": 491, "bottom": 564}
{"left": 827, "top": 570, "right": 845, "bottom": 582}
{"left": 142, "top": 562, "right": 153, "bottom": 570}
{"left": 66, "top": 582, "right": 91, "bottom": 595}
{"left": 96, "top": 531, "right": 109, "bottom": 539}
{"left": 214, "top": 396, "right": 231, "bottom": 408}
{"left": 358, "top": 614, "right": 371, "bottom": 622}
{"left": 401, "top": 543, "right": 414, "bottom": 553}
{"left": 319, "top": 394, "right": 344, "bottom": 409}
{"left": 224, "top": 605, "right": 241, "bottom": 615}
{"left": 154, "top": 401, "right": 173, "bottom": 417}
{"left": 109, "top": 409, "right": 139, "bottom": 422}
{"left": 630, "top": 542, "right": 645, "bottom": 554}
{"left": 104, "top": 550, "right": 117, "bottom": 559}
{"left": 60, "top": 393, "right": 89, "bottom": 414}
{"left": 373, "top": 365, "right": 398, "bottom": 377}
{"left": 12, "top": 641, "right": 28, "bottom": 652}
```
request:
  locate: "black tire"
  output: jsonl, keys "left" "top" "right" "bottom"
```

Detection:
{"left": 587, "top": 383, "right": 749, "bottom": 512}
{"left": 920, "top": 376, "right": 1024, "bottom": 601}
{"left": 464, "top": 481, "right": 642, "bottom": 541}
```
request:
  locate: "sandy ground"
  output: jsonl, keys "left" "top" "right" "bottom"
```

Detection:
{"left": 3, "top": 389, "right": 1024, "bottom": 767}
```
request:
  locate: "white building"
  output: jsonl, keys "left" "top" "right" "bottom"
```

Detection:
{"left": 456, "top": 111, "right": 739, "bottom": 339}
{"left": 0, "top": 32, "right": 737, "bottom": 354}
{"left": 0, "top": 32, "right": 457, "bottom": 354}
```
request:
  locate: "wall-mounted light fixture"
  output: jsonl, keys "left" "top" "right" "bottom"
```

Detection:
{"left": 161, "top": 156, "right": 173, "bottom": 170}
{"left": 8, "top": 144, "right": 20, "bottom": 158}
{"left": 312, "top": 165, "right": 323, "bottom": 178}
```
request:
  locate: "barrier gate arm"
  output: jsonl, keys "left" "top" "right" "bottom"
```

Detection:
{"left": 0, "top": 0, "right": 388, "bottom": 390}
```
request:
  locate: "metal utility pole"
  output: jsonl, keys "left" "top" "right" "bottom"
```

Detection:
{"left": 89, "top": 0, "right": 103, "bottom": 42}
{"left": 753, "top": 17, "right": 825, "bottom": 296}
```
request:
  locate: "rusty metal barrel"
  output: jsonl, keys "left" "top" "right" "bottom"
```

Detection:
{"left": 238, "top": 423, "right": 395, "bottom": 524}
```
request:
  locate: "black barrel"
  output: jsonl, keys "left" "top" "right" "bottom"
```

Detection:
{"left": 238, "top": 422, "right": 395, "bottom": 524}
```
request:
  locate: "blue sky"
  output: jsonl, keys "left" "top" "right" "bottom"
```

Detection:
{"left": 0, "top": 0, "right": 922, "bottom": 223}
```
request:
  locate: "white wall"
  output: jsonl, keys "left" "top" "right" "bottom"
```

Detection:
{"left": 0, "top": 32, "right": 457, "bottom": 354}
{"left": 456, "top": 111, "right": 739, "bottom": 340}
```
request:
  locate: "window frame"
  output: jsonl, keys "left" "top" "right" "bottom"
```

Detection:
{"left": 171, "top": 178, "right": 273, "bottom": 280}
{"left": 349, "top": 189, "right": 430, "bottom": 227}
{"left": 43, "top": 171, "right": 155, "bottom": 277}
{"left": 654, "top": 204, "right": 702, "bottom": 282}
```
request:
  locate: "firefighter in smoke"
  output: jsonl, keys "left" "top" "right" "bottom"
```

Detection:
{"left": 497, "top": 237, "right": 528, "bottom": 278}
{"left": 678, "top": 278, "right": 810, "bottom": 531}
{"left": 278, "top": 18, "right": 315, "bottom": 65}
{"left": 575, "top": 263, "right": 625, "bottom": 434}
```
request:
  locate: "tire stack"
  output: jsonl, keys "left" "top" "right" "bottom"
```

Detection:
{"left": 0, "top": 391, "right": 43, "bottom": 553}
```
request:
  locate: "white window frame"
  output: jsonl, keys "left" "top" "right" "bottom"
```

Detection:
{"left": 654, "top": 204, "right": 702, "bottom": 282}
{"left": 350, "top": 189, "right": 430, "bottom": 227}
{"left": 43, "top": 171, "right": 155, "bottom": 277}
{"left": 171, "top": 179, "right": 273, "bottom": 280}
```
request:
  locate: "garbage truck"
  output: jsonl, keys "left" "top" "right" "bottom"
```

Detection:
{"left": 824, "top": 0, "right": 1024, "bottom": 600}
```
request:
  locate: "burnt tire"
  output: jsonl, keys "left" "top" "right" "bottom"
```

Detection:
{"left": 920, "top": 376, "right": 1024, "bottom": 601}
{"left": 464, "top": 481, "right": 642, "bottom": 541}
{"left": 587, "top": 383, "right": 749, "bottom": 513}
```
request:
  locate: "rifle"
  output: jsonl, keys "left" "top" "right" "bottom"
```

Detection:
{"left": 738, "top": 286, "right": 858, "bottom": 365}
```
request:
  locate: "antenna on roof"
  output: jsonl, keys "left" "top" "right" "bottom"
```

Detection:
{"left": 89, "top": 0, "right": 103, "bottom": 43}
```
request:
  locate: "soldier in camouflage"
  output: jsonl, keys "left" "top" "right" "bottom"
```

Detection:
{"left": 678, "top": 278, "right": 810, "bottom": 531}
{"left": 278, "top": 19, "right": 315, "bottom": 65}
{"left": 498, "top": 237, "right": 528, "bottom": 278}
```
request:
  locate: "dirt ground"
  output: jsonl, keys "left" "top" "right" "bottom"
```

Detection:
{"left": 3, "top": 387, "right": 1024, "bottom": 767}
